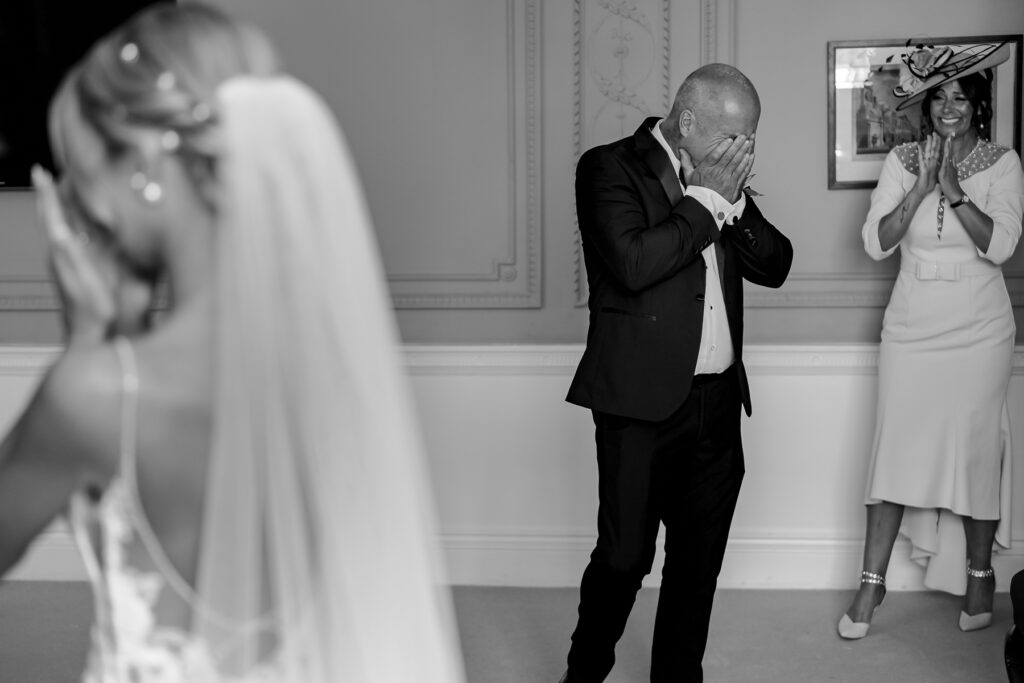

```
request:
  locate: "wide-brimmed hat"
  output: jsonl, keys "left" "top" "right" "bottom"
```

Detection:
{"left": 889, "top": 39, "right": 1011, "bottom": 110}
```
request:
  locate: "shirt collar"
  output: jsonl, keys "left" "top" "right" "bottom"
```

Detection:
{"left": 650, "top": 118, "right": 681, "bottom": 179}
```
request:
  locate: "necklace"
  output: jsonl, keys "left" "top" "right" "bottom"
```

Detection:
{"left": 936, "top": 138, "right": 982, "bottom": 240}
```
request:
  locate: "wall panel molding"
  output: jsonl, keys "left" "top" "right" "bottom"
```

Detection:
{"left": 700, "top": 0, "right": 735, "bottom": 65}
{"left": 572, "top": 0, "right": 671, "bottom": 305}
{"left": 386, "top": 0, "right": 543, "bottom": 309}
{"left": 0, "top": 279, "right": 57, "bottom": 311}
{"left": 0, "top": 0, "right": 543, "bottom": 313}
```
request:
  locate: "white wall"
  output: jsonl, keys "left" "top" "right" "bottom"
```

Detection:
{"left": 8, "top": 343, "right": 1024, "bottom": 591}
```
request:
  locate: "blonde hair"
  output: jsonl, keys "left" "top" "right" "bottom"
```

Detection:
{"left": 51, "top": 3, "right": 279, "bottom": 174}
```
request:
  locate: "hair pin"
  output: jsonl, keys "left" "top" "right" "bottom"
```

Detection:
{"left": 191, "top": 102, "right": 212, "bottom": 122}
{"left": 119, "top": 42, "right": 140, "bottom": 64}
{"left": 156, "top": 72, "right": 176, "bottom": 91}
{"left": 160, "top": 130, "right": 181, "bottom": 151}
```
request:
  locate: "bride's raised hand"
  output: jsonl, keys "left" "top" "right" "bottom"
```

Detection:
{"left": 32, "top": 165, "right": 117, "bottom": 345}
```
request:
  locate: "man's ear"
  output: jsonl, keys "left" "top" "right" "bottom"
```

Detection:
{"left": 678, "top": 109, "right": 695, "bottom": 138}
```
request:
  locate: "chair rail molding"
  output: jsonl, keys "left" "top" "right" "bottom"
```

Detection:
{"left": 0, "top": 278, "right": 57, "bottom": 311}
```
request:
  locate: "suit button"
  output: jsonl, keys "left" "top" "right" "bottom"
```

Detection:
{"left": 696, "top": 293, "right": 705, "bottom": 302}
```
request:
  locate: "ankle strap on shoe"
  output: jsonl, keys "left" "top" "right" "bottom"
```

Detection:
{"left": 967, "top": 564, "right": 994, "bottom": 579}
{"left": 861, "top": 570, "right": 885, "bottom": 586}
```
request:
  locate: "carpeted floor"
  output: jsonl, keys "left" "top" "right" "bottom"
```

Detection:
{"left": 0, "top": 581, "right": 1014, "bottom": 682}
{"left": 455, "top": 586, "right": 1013, "bottom": 683}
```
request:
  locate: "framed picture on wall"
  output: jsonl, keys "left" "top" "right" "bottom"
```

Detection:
{"left": 0, "top": 0, "right": 168, "bottom": 190}
{"left": 827, "top": 35, "right": 1022, "bottom": 190}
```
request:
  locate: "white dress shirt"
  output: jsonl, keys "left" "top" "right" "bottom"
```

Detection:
{"left": 651, "top": 119, "right": 740, "bottom": 375}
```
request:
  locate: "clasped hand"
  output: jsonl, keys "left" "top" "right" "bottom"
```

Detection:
{"left": 916, "top": 132, "right": 963, "bottom": 200}
{"left": 32, "top": 165, "right": 155, "bottom": 344}
{"left": 678, "top": 135, "right": 754, "bottom": 204}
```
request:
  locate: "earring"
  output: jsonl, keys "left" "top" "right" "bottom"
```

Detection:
{"left": 130, "top": 171, "right": 163, "bottom": 203}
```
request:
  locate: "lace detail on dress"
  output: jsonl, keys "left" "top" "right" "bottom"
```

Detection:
{"left": 67, "top": 338, "right": 282, "bottom": 683}
{"left": 894, "top": 140, "right": 1012, "bottom": 180}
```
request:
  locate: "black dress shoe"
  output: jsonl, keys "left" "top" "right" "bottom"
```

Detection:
{"left": 1006, "top": 625, "right": 1024, "bottom": 683}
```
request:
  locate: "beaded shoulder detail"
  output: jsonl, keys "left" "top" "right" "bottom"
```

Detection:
{"left": 893, "top": 142, "right": 921, "bottom": 176}
{"left": 894, "top": 140, "right": 1012, "bottom": 180}
{"left": 955, "top": 141, "right": 1012, "bottom": 180}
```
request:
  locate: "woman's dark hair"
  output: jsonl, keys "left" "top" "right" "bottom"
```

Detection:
{"left": 919, "top": 69, "right": 994, "bottom": 140}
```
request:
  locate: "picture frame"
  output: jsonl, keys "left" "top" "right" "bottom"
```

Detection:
{"left": 827, "top": 35, "right": 1023, "bottom": 190}
{"left": 0, "top": 1, "right": 167, "bottom": 190}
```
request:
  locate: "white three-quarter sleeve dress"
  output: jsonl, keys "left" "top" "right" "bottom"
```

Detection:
{"left": 862, "top": 140, "right": 1024, "bottom": 594}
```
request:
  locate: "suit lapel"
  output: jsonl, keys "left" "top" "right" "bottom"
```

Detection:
{"left": 635, "top": 117, "right": 683, "bottom": 206}
{"left": 716, "top": 239, "right": 727, "bottom": 284}
{"left": 716, "top": 239, "right": 740, "bottom": 349}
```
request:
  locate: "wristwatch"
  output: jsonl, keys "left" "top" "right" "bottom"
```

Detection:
{"left": 949, "top": 194, "right": 971, "bottom": 209}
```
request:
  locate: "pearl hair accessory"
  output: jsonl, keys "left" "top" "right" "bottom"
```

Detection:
{"left": 156, "top": 71, "right": 176, "bottom": 91}
{"left": 119, "top": 42, "right": 140, "bottom": 63}
{"left": 192, "top": 102, "right": 212, "bottom": 123}
{"left": 142, "top": 182, "right": 163, "bottom": 203}
{"left": 115, "top": 42, "right": 217, "bottom": 126}
{"left": 130, "top": 171, "right": 163, "bottom": 203}
{"left": 161, "top": 130, "right": 181, "bottom": 152}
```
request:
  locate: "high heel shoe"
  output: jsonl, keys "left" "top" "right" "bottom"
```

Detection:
{"left": 838, "top": 570, "right": 886, "bottom": 640}
{"left": 959, "top": 563, "right": 995, "bottom": 632}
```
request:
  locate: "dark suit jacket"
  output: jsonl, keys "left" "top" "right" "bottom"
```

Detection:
{"left": 567, "top": 117, "right": 793, "bottom": 421}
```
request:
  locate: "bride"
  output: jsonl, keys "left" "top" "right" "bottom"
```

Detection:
{"left": 0, "top": 4, "right": 465, "bottom": 681}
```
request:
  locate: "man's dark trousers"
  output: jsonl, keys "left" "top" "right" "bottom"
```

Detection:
{"left": 567, "top": 364, "right": 744, "bottom": 682}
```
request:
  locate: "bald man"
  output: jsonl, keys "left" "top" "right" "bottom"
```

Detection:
{"left": 561, "top": 64, "right": 793, "bottom": 682}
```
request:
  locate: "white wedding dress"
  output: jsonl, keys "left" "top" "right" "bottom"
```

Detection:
{"left": 68, "top": 338, "right": 282, "bottom": 682}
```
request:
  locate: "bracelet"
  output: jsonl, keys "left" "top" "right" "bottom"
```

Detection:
{"left": 949, "top": 194, "right": 971, "bottom": 209}
{"left": 860, "top": 570, "right": 885, "bottom": 586}
{"left": 966, "top": 561, "right": 994, "bottom": 579}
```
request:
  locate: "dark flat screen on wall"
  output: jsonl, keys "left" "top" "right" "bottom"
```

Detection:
{"left": 0, "top": 0, "right": 167, "bottom": 189}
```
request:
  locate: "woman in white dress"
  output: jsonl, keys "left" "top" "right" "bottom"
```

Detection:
{"left": 0, "top": 4, "right": 466, "bottom": 681}
{"left": 839, "top": 40, "right": 1024, "bottom": 640}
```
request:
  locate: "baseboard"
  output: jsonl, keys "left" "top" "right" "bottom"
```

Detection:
{"left": 442, "top": 530, "right": 1024, "bottom": 591}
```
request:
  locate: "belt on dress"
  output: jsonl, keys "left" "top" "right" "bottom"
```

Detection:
{"left": 899, "top": 254, "right": 1000, "bottom": 281}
